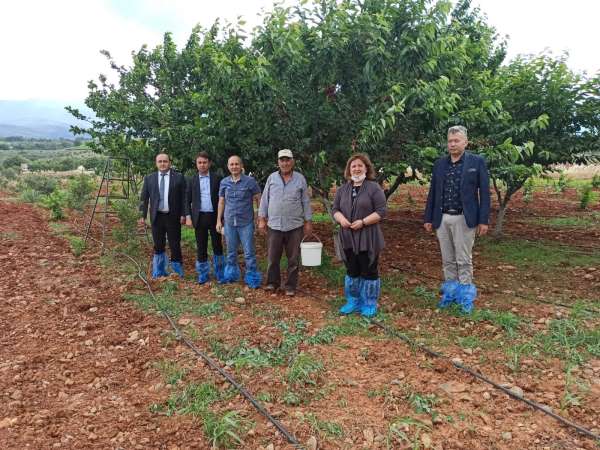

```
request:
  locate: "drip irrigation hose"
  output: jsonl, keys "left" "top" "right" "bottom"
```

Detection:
{"left": 297, "top": 288, "right": 600, "bottom": 442}
{"left": 369, "top": 319, "right": 600, "bottom": 442}
{"left": 79, "top": 226, "right": 304, "bottom": 449}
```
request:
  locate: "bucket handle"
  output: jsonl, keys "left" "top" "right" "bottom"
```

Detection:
{"left": 301, "top": 234, "right": 322, "bottom": 244}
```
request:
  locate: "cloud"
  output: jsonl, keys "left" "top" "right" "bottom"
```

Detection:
{"left": 474, "top": 0, "right": 600, "bottom": 75}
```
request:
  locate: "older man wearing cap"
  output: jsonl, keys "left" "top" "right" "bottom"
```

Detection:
{"left": 258, "top": 149, "right": 313, "bottom": 296}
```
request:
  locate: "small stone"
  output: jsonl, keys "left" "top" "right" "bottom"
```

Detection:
{"left": 363, "top": 428, "right": 374, "bottom": 446}
{"left": 234, "top": 297, "right": 246, "bottom": 304}
{"left": 501, "top": 432, "right": 512, "bottom": 440}
{"left": 88, "top": 307, "right": 98, "bottom": 313}
{"left": 0, "top": 417, "right": 18, "bottom": 429}
{"left": 127, "top": 331, "right": 139, "bottom": 342}
{"left": 265, "top": 444, "right": 274, "bottom": 450}
{"left": 84, "top": 340, "right": 93, "bottom": 346}
{"left": 483, "top": 392, "right": 491, "bottom": 400}
{"left": 463, "top": 348, "right": 473, "bottom": 355}
{"left": 306, "top": 435, "right": 318, "bottom": 450}
{"left": 509, "top": 386, "right": 524, "bottom": 398}
{"left": 10, "top": 390, "right": 22, "bottom": 400}
{"left": 421, "top": 432, "right": 432, "bottom": 448}
{"left": 583, "top": 274, "right": 594, "bottom": 280}
{"left": 438, "top": 381, "right": 468, "bottom": 395}
{"left": 177, "top": 318, "right": 191, "bottom": 326}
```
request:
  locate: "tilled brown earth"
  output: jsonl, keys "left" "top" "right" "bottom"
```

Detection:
{"left": 1, "top": 193, "right": 599, "bottom": 450}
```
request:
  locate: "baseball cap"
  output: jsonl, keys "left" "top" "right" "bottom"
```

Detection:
{"left": 278, "top": 149, "right": 294, "bottom": 159}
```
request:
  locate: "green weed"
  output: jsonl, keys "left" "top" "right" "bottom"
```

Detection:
{"left": 535, "top": 318, "right": 600, "bottom": 366}
{"left": 67, "top": 235, "right": 86, "bottom": 257}
{"left": 301, "top": 413, "right": 344, "bottom": 439}
{"left": 154, "top": 359, "right": 187, "bottom": 385}
{"left": 202, "top": 410, "right": 249, "bottom": 449}
{"left": 287, "top": 353, "right": 324, "bottom": 386}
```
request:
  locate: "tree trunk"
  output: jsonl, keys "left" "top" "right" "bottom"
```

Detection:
{"left": 493, "top": 202, "right": 508, "bottom": 238}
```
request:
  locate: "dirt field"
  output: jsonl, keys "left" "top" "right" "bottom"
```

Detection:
{"left": 1, "top": 186, "right": 598, "bottom": 449}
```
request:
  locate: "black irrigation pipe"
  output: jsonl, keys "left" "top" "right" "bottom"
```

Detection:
{"left": 79, "top": 227, "right": 304, "bottom": 449}
{"left": 296, "top": 288, "right": 600, "bottom": 442}
{"left": 369, "top": 319, "right": 600, "bottom": 442}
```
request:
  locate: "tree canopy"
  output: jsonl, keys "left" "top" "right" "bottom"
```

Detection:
{"left": 69, "top": 0, "right": 600, "bottom": 229}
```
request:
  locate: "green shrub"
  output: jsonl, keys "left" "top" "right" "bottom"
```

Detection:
{"left": 40, "top": 190, "right": 67, "bottom": 220}
{"left": 17, "top": 173, "right": 58, "bottom": 195}
{"left": 0, "top": 167, "right": 18, "bottom": 180}
{"left": 65, "top": 174, "right": 96, "bottom": 211}
{"left": 579, "top": 184, "right": 596, "bottom": 210}
{"left": 591, "top": 174, "right": 600, "bottom": 189}
{"left": 112, "top": 197, "right": 142, "bottom": 256}
{"left": 19, "top": 188, "right": 42, "bottom": 203}
{"left": 555, "top": 172, "right": 569, "bottom": 193}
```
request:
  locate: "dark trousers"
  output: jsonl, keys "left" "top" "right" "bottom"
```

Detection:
{"left": 343, "top": 250, "right": 379, "bottom": 280}
{"left": 194, "top": 212, "right": 223, "bottom": 262}
{"left": 151, "top": 212, "right": 182, "bottom": 262}
{"left": 266, "top": 226, "right": 304, "bottom": 290}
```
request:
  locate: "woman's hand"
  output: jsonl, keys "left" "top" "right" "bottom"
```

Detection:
{"left": 350, "top": 219, "right": 365, "bottom": 230}
{"left": 334, "top": 212, "right": 352, "bottom": 228}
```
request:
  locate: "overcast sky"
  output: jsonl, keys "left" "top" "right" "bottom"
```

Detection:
{"left": 1, "top": 0, "right": 598, "bottom": 103}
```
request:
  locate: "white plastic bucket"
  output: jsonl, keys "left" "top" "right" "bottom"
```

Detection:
{"left": 300, "top": 235, "right": 323, "bottom": 266}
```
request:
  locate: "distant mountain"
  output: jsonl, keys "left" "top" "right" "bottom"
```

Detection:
{"left": 0, "top": 100, "right": 93, "bottom": 139}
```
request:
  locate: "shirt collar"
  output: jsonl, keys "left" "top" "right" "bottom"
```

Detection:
{"left": 447, "top": 152, "right": 465, "bottom": 164}
{"left": 198, "top": 172, "right": 210, "bottom": 178}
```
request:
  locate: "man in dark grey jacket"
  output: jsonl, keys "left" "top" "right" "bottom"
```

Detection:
{"left": 185, "top": 152, "right": 224, "bottom": 284}
{"left": 138, "top": 152, "right": 186, "bottom": 278}
{"left": 424, "top": 126, "right": 490, "bottom": 313}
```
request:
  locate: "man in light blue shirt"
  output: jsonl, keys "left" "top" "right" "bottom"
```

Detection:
{"left": 258, "top": 149, "right": 312, "bottom": 296}
{"left": 216, "top": 155, "right": 262, "bottom": 288}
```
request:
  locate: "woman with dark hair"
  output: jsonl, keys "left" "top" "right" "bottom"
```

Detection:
{"left": 332, "top": 153, "right": 386, "bottom": 317}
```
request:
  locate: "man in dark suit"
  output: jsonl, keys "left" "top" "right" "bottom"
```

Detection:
{"left": 138, "top": 152, "right": 186, "bottom": 278}
{"left": 424, "top": 126, "right": 490, "bottom": 313}
{"left": 185, "top": 152, "right": 224, "bottom": 284}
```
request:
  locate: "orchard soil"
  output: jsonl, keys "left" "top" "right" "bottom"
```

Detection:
{"left": 0, "top": 186, "right": 598, "bottom": 450}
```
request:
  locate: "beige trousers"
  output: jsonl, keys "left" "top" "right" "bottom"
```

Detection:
{"left": 436, "top": 214, "right": 476, "bottom": 284}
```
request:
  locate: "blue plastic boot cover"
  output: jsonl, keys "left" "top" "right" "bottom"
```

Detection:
{"left": 244, "top": 270, "right": 262, "bottom": 289}
{"left": 340, "top": 275, "right": 362, "bottom": 314}
{"left": 213, "top": 255, "right": 225, "bottom": 283}
{"left": 196, "top": 260, "right": 210, "bottom": 284}
{"left": 457, "top": 283, "right": 477, "bottom": 314}
{"left": 221, "top": 264, "right": 240, "bottom": 283}
{"left": 438, "top": 280, "right": 459, "bottom": 308}
{"left": 170, "top": 261, "right": 184, "bottom": 277}
{"left": 360, "top": 278, "right": 381, "bottom": 317}
{"left": 152, "top": 252, "right": 168, "bottom": 279}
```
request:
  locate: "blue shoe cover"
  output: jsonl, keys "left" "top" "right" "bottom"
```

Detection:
{"left": 457, "top": 283, "right": 477, "bottom": 314}
{"left": 438, "top": 280, "right": 459, "bottom": 308}
{"left": 340, "top": 275, "right": 361, "bottom": 314}
{"left": 170, "top": 261, "right": 184, "bottom": 278}
{"left": 244, "top": 270, "right": 262, "bottom": 289}
{"left": 221, "top": 264, "right": 240, "bottom": 283}
{"left": 360, "top": 278, "right": 381, "bottom": 317}
{"left": 152, "top": 252, "right": 168, "bottom": 279}
{"left": 213, "top": 255, "right": 225, "bottom": 283}
{"left": 196, "top": 260, "right": 210, "bottom": 284}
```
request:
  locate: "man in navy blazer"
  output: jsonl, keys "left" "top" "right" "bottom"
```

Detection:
{"left": 138, "top": 152, "right": 186, "bottom": 278}
{"left": 424, "top": 126, "right": 490, "bottom": 313}
{"left": 185, "top": 152, "right": 224, "bottom": 284}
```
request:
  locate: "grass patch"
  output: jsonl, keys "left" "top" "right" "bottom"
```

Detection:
{"left": 532, "top": 212, "right": 600, "bottom": 229}
{"left": 479, "top": 237, "right": 599, "bottom": 268}
{"left": 154, "top": 359, "right": 187, "bottom": 385}
{"left": 124, "top": 283, "right": 225, "bottom": 319}
{"left": 287, "top": 353, "right": 324, "bottom": 386}
{"left": 152, "top": 381, "right": 250, "bottom": 448}
{"left": 306, "top": 252, "right": 345, "bottom": 287}
{"left": 300, "top": 412, "right": 344, "bottom": 439}
{"left": 535, "top": 318, "right": 600, "bottom": 366}
{"left": 307, "top": 315, "right": 373, "bottom": 345}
